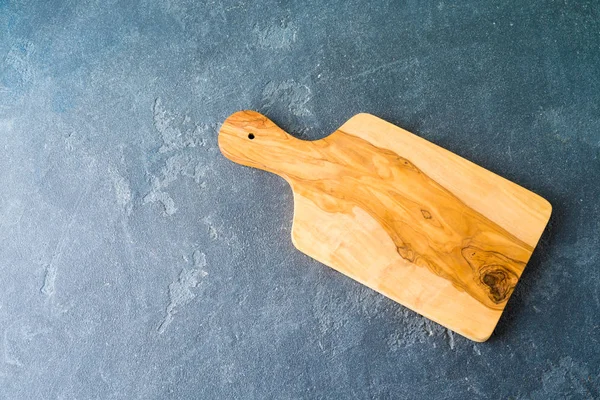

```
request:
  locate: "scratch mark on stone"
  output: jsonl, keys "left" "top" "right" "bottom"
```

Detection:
{"left": 3, "top": 327, "right": 22, "bottom": 367}
{"left": 208, "top": 225, "right": 217, "bottom": 240}
{"left": 40, "top": 184, "right": 88, "bottom": 296}
{"left": 40, "top": 264, "right": 57, "bottom": 297}
{"left": 108, "top": 166, "right": 133, "bottom": 215}
{"left": 201, "top": 87, "right": 239, "bottom": 108}
{"left": 157, "top": 250, "right": 208, "bottom": 334}
{"left": 299, "top": 63, "right": 323, "bottom": 83}
{"left": 446, "top": 329, "right": 456, "bottom": 350}
{"left": 341, "top": 58, "right": 420, "bottom": 81}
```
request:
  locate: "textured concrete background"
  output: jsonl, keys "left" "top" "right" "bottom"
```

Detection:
{"left": 1, "top": 0, "right": 599, "bottom": 398}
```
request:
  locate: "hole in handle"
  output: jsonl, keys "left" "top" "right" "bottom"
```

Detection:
{"left": 248, "top": 133, "right": 255, "bottom": 140}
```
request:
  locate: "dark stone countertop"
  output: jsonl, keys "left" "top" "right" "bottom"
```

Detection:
{"left": 1, "top": 1, "right": 598, "bottom": 398}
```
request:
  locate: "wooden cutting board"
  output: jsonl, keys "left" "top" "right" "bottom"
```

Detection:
{"left": 218, "top": 110, "right": 552, "bottom": 342}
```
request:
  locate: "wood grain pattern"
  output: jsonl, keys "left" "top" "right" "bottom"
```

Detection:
{"left": 218, "top": 110, "right": 552, "bottom": 341}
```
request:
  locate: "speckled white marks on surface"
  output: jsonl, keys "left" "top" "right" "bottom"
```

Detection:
{"left": 4, "top": 40, "right": 35, "bottom": 88}
{"left": 385, "top": 308, "right": 458, "bottom": 351}
{"left": 108, "top": 166, "right": 133, "bottom": 215}
{"left": 261, "top": 80, "right": 312, "bottom": 118}
{"left": 40, "top": 184, "right": 89, "bottom": 297}
{"left": 158, "top": 250, "right": 208, "bottom": 334}
{"left": 143, "top": 98, "right": 211, "bottom": 215}
{"left": 521, "top": 357, "right": 600, "bottom": 399}
{"left": 1, "top": 1, "right": 598, "bottom": 397}
{"left": 152, "top": 98, "right": 205, "bottom": 154}
{"left": 0, "top": 197, "right": 24, "bottom": 228}
{"left": 253, "top": 20, "right": 297, "bottom": 50}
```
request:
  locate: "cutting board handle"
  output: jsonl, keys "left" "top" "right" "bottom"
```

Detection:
{"left": 218, "top": 110, "right": 310, "bottom": 178}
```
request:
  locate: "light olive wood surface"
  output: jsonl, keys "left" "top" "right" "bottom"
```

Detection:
{"left": 218, "top": 110, "right": 552, "bottom": 342}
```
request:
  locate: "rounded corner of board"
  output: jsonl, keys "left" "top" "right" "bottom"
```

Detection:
{"left": 458, "top": 323, "right": 496, "bottom": 343}
{"left": 349, "top": 112, "right": 382, "bottom": 122}
{"left": 541, "top": 198, "right": 553, "bottom": 220}
{"left": 471, "top": 331, "right": 493, "bottom": 343}
{"left": 339, "top": 113, "right": 389, "bottom": 133}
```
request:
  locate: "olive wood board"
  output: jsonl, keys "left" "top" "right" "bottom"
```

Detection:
{"left": 218, "top": 110, "right": 552, "bottom": 342}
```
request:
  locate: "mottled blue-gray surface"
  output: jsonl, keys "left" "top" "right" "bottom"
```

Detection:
{"left": 1, "top": 0, "right": 599, "bottom": 398}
